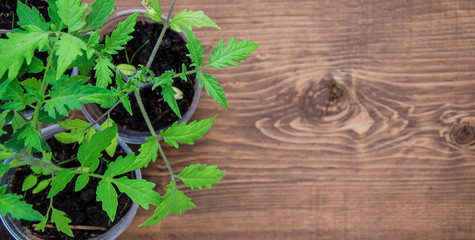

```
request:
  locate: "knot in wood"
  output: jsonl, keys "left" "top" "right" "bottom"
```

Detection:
{"left": 300, "top": 76, "right": 348, "bottom": 119}
{"left": 452, "top": 123, "right": 475, "bottom": 145}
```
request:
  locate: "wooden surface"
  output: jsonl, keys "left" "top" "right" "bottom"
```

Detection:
{"left": 3, "top": 0, "right": 475, "bottom": 239}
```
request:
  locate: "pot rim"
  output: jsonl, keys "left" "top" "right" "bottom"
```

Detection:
{"left": 80, "top": 9, "right": 202, "bottom": 145}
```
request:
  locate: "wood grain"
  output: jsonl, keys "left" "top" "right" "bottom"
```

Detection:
{"left": 2, "top": 0, "right": 475, "bottom": 239}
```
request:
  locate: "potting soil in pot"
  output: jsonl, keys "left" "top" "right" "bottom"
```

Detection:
{"left": 0, "top": 0, "right": 50, "bottom": 30}
{"left": 9, "top": 137, "right": 134, "bottom": 239}
{"left": 99, "top": 20, "right": 196, "bottom": 132}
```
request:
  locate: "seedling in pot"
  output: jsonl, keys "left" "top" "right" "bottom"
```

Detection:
{"left": 0, "top": 0, "right": 258, "bottom": 238}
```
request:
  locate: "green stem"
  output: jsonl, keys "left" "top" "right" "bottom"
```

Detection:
{"left": 145, "top": 0, "right": 177, "bottom": 69}
{"left": 133, "top": 89, "right": 175, "bottom": 180}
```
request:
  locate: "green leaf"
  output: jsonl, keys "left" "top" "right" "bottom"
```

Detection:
{"left": 0, "top": 163, "right": 11, "bottom": 179}
{"left": 208, "top": 37, "right": 259, "bottom": 69}
{"left": 126, "top": 137, "right": 158, "bottom": 171}
{"left": 0, "top": 191, "right": 43, "bottom": 221}
{"left": 34, "top": 217, "right": 48, "bottom": 232}
{"left": 113, "top": 177, "right": 161, "bottom": 209}
{"left": 0, "top": 80, "right": 31, "bottom": 111}
{"left": 100, "top": 118, "right": 118, "bottom": 157}
{"left": 160, "top": 116, "right": 216, "bottom": 148}
{"left": 16, "top": 1, "right": 49, "bottom": 31}
{"left": 177, "top": 164, "right": 224, "bottom": 190}
{"left": 80, "top": 84, "right": 118, "bottom": 108}
{"left": 48, "top": 169, "right": 75, "bottom": 198}
{"left": 56, "top": 119, "right": 95, "bottom": 144}
{"left": 47, "top": 0, "right": 62, "bottom": 29}
{"left": 44, "top": 81, "right": 87, "bottom": 119}
{"left": 33, "top": 179, "right": 51, "bottom": 194}
{"left": 170, "top": 9, "right": 220, "bottom": 32}
{"left": 183, "top": 27, "right": 204, "bottom": 68}
{"left": 142, "top": 0, "right": 162, "bottom": 23}
{"left": 96, "top": 178, "right": 118, "bottom": 221}
{"left": 103, "top": 11, "right": 139, "bottom": 55}
{"left": 18, "top": 124, "right": 43, "bottom": 152}
{"left": 104, "top": 154, "right": 136, "bottom": 177}
{"left": 86, "top": 29, "right": 101, "bottom": 59}
{"left": 57, "top": 0, "right": 88, "bottom": 32}
{"left": 151, "top": 70, "right": 181, "bottom": 118}
{"left": 51, "top": 208, "right": 74, "bottom": 237}
{"left": 56, "top": 34, "right": 87, "bottom": 79}
{"left": 75, "top": 175, "right": 89, "bottom": 192}
{"left": 94, "top": 56, "right": 115, "bottom": 88}
{"left": 55, "top": 34, "right": 87, "bottom": 79}
{"left": 198, "top": 73, "right": 227, "bottom": 109}
{"left": 84, "top": 0, "right": 115, "bottom": 30}
{"left": 117, "top": 64, "right": 137, "bottom": 76}
{"left": 141, "top": 181, "right": 195, "bottom": 226}
{"left": 0, "top": 32, "right": 49, "bottom": 80}
{"left": 22, "top": 175, "right": 38, "bottom": 191}
{"left": 77, "top": 125, "right": 117, "bottom": 167}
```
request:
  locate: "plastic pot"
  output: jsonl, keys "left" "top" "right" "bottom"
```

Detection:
{"left": 0, "top": 124, "right": 140, "bottom": 240}
{"left": 81, "top": 9, "right": 202, "bottom": 144}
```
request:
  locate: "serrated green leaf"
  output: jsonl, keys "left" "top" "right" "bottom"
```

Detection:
{"left": 86, "top": 29, "right": 101, "bottom": 59}
{"left": 198, "top": 73, "right": 227, "bottom": 109}
{"left": 160, "top": 116, "right": 216, "bottom": 148}
{"left": 152, "top": 70, "right": 174, "bottom": 90}
{"left": 33, "top": 179, "right": 51, "bottom": 194}
{"left": 22, "top": 175, "right": 38, "bottom": 191}
{"left": 96, "top": 178, "right": 118, "bottom": 221}
{"left": 56, "top": 119, "right": 95, "bottom": 144}
{"left": 208, "top": 37, "right": 259, "bottom": 69}
{"left": 0, "top": 163, "right": 11, "bottom": 178}
{"left": 51, "top": 208, "right": 74, "bottom": 237}
{"left": 142, "top": 0, "right": 162, "bottom": 22}
{"left": 48, "top": 169, "right": 75, "bottom": 198}
{"left": 56, "top": 34, "right": 86, "bottom": 79}
{"left": 104, "top": 154, "right": 136, "bottom": 177}
{"left": 18, "top": 124, "right": 43, "bottom": 151}
{"left": 127, "top": 137, "right": 158, "bottom": 171}
{"left": 28, "top": 57, "right": 45, "bottom": 74}
{"left": 183, "top": 27, "right": 204, "bottom": 68}
{"left": 177, "top": 164, "right": 224, "bottom": 190}
{"left": 79, "top": 84, "right": 118, "bottom": 108}
{"left": 0, "top": 32, "right": 49, "bottom": 80}
{"left": 0, "top": 192, "right": 43, "bottom": 221}
{"left": 119, "top": 92, "right": 133, "bottom": 116}
{"left": 162, "top": 83, "right": 181, "bottom": 118}
{"left": 77, "top": 125, "right": 117, "bottom": 167}
{"left": 141, "top": 180, "right": 195, "bottom": 226}
{"left": 0, "top": 80, "right": 31, "bottom": 111}
{"left": 57, "top": 0, "right": 88, "bottom": 32}
{"left": 94, "top": 57, "right": 115, "bottom": 88}
{"left": 170, "top": 9, "right": 220, "bottom": 32}
{"left": 75, "top": 175, "right": 89, "bottom": 192}
{"left": 47, "top": 0, "right": 62, "bottom": 29}
{"left": 44, "top": 81, "right": 87, "bottom": 119}
{"left": 34, "top": 217, "right": 48, "bottom": 232}
{"left": 103, "top": 11, "right": 139, "bottom": 55}
{"left": 113, "top": 177, "right": 161, "bottom": 209}
{"left": 84, "top": 0, "right": 115, "bottom": 30}
{"left": 101, "top": 118, "right": 119, "bottom": 157}
{"left": 16, "top": 2, "right": 49, "bottom": 31}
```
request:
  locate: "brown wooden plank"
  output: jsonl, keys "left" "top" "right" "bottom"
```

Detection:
{"left": 2, "top": 0, "right": 475, "bottom": 239}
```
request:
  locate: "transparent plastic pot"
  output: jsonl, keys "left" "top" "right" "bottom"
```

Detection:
{"left": 0, "top": 124, "right": 140, "bottom": 240}
{"left": 81, "top": 9, "right": 202, "bottom": 144}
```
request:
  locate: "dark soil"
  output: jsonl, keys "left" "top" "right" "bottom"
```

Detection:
{"left": 9, "top": 137, "right": 134, "bottom": 239}
{"left": 98, "top": 20, "right": 196, "bottom": 132}
{"left": 0, "top": 0, "right": 50, "bottom": 29}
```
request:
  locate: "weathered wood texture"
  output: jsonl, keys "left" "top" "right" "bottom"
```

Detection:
{"left": 2, "top": 0, "right": 475, "bottom": 239}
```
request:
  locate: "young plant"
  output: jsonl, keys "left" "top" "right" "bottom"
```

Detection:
{"left": 0, "top": 0, "right": 258, "bottom": 237}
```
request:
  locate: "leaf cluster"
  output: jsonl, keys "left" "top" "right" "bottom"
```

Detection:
{"left": 0, "top": 0, "right": 258, "bottom": 237}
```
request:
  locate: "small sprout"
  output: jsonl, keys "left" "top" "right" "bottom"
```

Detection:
{"left": 117, "top": 64, "right": 137, "bottom": 76}
{"left": 172, "top": 86, "right": 183, "bottom": 100}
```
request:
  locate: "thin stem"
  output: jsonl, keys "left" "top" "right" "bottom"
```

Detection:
{"left": 133, "top": 89, "right": 175, "bottom": 180}
{"left": 83, "top": 100, "right": 122, "bottom": 133}
{"left": 145, "top": 0, "right": 177, "bottom": 69}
